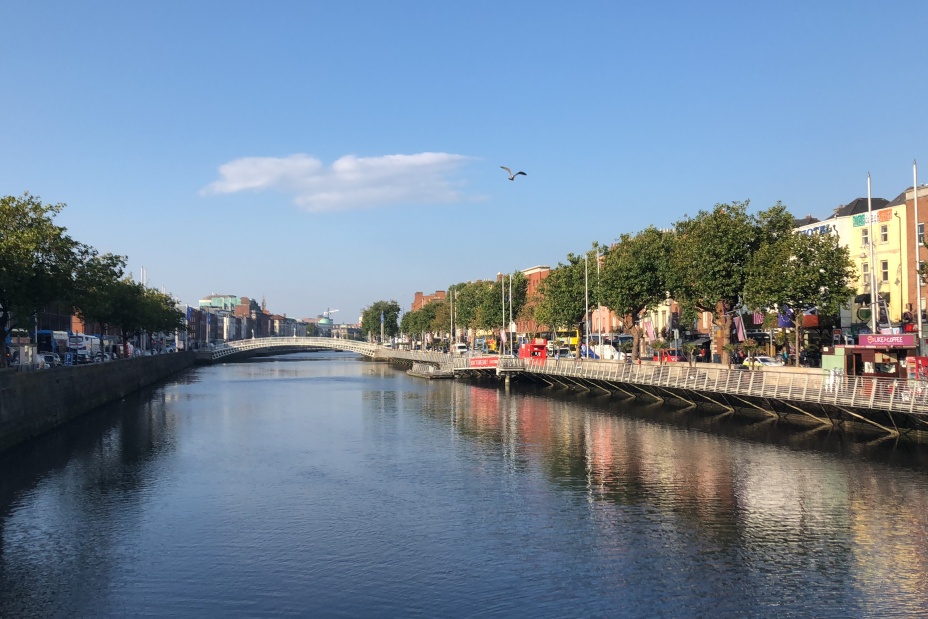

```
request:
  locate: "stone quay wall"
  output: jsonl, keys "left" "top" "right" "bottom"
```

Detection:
{"left": 0, "top": 353, "right": 196, "bottom": 453}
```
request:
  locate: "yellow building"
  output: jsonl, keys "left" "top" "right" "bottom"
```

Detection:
{"left": 797, "top": 195, "right": 908, "bottom": 332}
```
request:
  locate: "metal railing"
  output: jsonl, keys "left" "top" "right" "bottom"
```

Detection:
{"left": 206, "top": 337, "right": 381, "bottom": 360}
{"left": 198, "top": 341, "right": 928, "bottom": 416}
{"left": 515, "top": 358, "right": 928, "bottom": 416}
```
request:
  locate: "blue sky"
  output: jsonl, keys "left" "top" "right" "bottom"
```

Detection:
{"left": 3, "top": 2, "right": 927, "bottom": 323}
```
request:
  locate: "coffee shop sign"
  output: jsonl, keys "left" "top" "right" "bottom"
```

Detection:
{"left": 858, "top": 334, "right": 916, "bottom": 348}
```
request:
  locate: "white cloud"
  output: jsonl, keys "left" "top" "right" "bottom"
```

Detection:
{"left": 202, "top": 152, "right": 474, "bottom": 212}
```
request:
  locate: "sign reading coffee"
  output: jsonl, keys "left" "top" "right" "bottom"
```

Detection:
{"left": 858, "top": 334, "right": 916, "bottom": 348}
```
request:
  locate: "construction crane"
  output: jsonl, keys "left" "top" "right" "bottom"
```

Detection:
{"left": 322, "top": 308, "right": 339, "bottom": 319}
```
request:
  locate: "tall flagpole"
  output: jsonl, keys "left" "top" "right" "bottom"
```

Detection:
{"left": 508, "top": 274, "right": 513, "bottom": 356}
{"left": 584, "top": 253, "right": 590, "bottom": 358}
{"left": 868, "top": 173, "right": 878, "bottom": 334}
{"left": 916, "top": 160, "right": 923, "bottom": 354}
{"left": 500, "top": 273, "right": 505, "bottom": 354}
{"left": 597, "top": 249, "right": 602, "bottom": 356}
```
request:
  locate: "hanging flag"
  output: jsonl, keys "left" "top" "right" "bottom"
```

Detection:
{"left": 802, "top": 307, "right": 819, "bottom": 328}
{"left": 380, "top": 311, "right": 384, "bottom": 325}
{"left": 501, "top": 329, "right": 507, "bottom": 343}
{"left": 645, "top": 320, "right": 655, "bottom": 341}
{"left": 734, "top": 315, "right": 745, "bottom": 342}
{"left": 753, "top": 310, "right": 764, "bottom": 325}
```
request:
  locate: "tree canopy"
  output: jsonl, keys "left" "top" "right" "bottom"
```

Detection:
{"left": 744, "top": 229, "right": 857, "bottom": 366}
{"left": 361, "top": 300, "right": 400, "bottom": 340}
{"left": 532, "top": 248, "right": 596, "bottom": 335}
{"left": 600, "top": 228, "right": 671, "bottom": 361}
{"left": 0, "top": 193, "right": 88, "bottom": 366}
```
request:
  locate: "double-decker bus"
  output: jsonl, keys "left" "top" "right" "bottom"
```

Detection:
{"left": 36, "top": 330, "right": 70, "bottom": 355}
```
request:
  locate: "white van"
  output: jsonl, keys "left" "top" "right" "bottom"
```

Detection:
{"left": 69, "top": 334, "right": 102, "bottom": 362}
{"left": 453, "top": 343, "right": 469, "bottom": 356}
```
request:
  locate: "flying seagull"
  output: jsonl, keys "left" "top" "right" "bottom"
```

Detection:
{"left": 500, "top": 166, "right": 526, "bottom": 181}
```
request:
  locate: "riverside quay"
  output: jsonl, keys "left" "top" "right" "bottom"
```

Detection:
{"left": 196, "top": 337, "right": 928, "bottom": 441}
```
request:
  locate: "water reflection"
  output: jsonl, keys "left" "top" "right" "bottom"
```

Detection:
{"left": 439, "top": 381, "right": 928, "bottom": 616}
{"left": 0, "top": 387, "right": 180, "bottom": 618}
{"left": 2, "top": 355, "right": 928, "bottom": 617}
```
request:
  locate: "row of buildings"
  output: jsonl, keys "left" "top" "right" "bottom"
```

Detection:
{"left": 410, "top": 184, "right": 928, "bottom": 356}
{"left": 29, "top": 294, "right": 362, "bottom": 353}
{"left": 178, "top": 295, "right": 361, "bottom": 349}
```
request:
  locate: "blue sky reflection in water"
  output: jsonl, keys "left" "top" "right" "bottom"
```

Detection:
{"left": 1, "top": 353, "right": 928, "bottom": 617}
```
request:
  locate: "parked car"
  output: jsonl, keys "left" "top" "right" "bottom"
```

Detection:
{"left": 743, "top": 355, "right": 785, "bottom": 368}
{"left": 41, "top": 353, "right": 62, "bottom": 367}
{"left": 547, "top": 346, "right": 573, "bottom": 359}
{"left": 453, "top": 343, "right": 469, "bottom": 356}
{"left": 654, "top": 349, "right": 687, "bottom": 362}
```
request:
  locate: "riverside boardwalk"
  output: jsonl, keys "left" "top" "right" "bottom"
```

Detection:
{"left": 200, "top": 337, "right": 928, "bottom": 441}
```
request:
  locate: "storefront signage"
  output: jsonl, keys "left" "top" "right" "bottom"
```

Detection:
{"left": 858, "top": 334, "right": 916, "bottom": 348}
{"left": 852, "top": 210, "right": 894, "bottom": 227}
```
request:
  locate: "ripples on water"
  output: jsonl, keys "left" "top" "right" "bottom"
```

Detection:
{"left": 2, "top": 352, "right": 928, "bottom": 618}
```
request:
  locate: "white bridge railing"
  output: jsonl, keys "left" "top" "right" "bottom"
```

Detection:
{"left": 207, "top": 337, "right": 381, "bottom": 360}
{"left": 514, "top": 357, "right": 928, "bottom": 417}
{"left": 201, "top": 341, "right": 928, "bottom": 417}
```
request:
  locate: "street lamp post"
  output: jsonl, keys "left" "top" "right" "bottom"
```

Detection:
{"left": 584, "top": 253, "right": 590, "bottom": 358}
{"left": 868, "top": 174, "right": 879, "bottom": 334}
{"left": 509, "top": 273, "right": 513, "bottom": 356}
{"left": 915, "top": 160, "right": 924, "bottom": 355}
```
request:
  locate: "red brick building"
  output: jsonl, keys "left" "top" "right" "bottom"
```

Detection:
{"left": 411, "top": 290, "right": 446, "bottom": 312}
{"left": 516, "top": 265, "right": 550, "bottom": 336}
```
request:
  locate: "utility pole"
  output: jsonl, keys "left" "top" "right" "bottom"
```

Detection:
{"left": 868, "top": 174, "right": 878, "bottom": 335}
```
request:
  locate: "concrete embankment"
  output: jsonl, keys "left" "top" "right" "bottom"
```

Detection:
{"left": 0, "top": 353, "right": 196, "bottom": 453}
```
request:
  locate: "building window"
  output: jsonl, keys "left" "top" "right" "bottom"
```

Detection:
{"left": 862, "top": 228, "right": 869, "bottom": 246}
{"left": 880, "top": 224, "right": 889, "bottom": 243}
{"left": 881, "top": 260, "right": 889, "bottom": 282}
{"left": 919, "top": 223, "right": 925, "bottom": 247}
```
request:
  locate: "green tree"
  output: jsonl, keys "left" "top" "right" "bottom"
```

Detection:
{"left": 741, "top": 337, "right": 762, "bottom": 369}
{"left": 0, "top": 193, "right": 87, "bottom": 366}
{"left": 431, "top": 300, "right": 450, "bottom": 337}
{"left": 73, "top": 251, "right": 128, "bottom": 342}
{"left": 600, "top": 228, "right": 672, "bottom": 362}
{"left": 722, "top": 343, "right": 739, "bottom": 369}
{"left": 533, "top": 249, "right": 591, "bottom": 339}
{"left": 668, "top": 201, "right": 762, "bottom": 367}
{"left": 401, "top": 302, "right": 439, "bottom": 348}
{"left": 681, "top": 341, "right": 699, "bottom": 367}
{"left": 109, "top": 278, "right": 147, "bottom": 352}
{"left": 744, "top": 229, "right": 857, "bottom": 367}
{"left": 361, "top": 300, "right": 400, "bottom": 341}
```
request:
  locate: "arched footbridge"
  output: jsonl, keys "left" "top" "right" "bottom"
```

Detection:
{"left": 199, "top": 336, "right": 384, "bottom": 361}
{"left": 198, "top": 337, "right": 928, "bottom": 439}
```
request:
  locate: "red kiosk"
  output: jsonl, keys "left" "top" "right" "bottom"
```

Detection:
{"left": 823, "top": 333, "right": 920, "bottom": 380}
{"left": 519, "top": 338, "right": 548, "bottom": 365}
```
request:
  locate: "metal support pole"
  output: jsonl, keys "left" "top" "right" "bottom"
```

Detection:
{"left": 868, "top": 174, "right": 878, "bottom": 334}
{"left": 915, "top": 161, "right": 923, "bottom": 355}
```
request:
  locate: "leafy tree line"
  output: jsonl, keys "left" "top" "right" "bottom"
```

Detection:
{"left": 365, "top": 273, "right": 529, "bottom": 347}
{"left": 530, "top": 200, "right": 856, "bottom": 365}
{"left": 1, "top": 193, "right": 183, "bottom": 367}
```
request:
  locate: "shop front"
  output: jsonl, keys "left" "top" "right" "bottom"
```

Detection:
{"left": 822, "top": 334, "right": 918, "bottom": 380}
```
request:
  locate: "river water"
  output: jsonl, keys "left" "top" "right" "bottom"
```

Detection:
{"left": 2, "top": 352, "right": 928, "bottom": 618}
